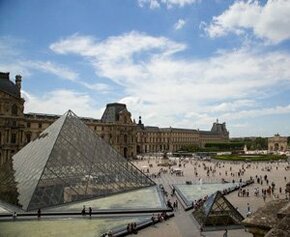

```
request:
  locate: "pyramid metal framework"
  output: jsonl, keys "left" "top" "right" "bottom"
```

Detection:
{"left": 193, "top": 191, "right": 244, "bottom": 229}
{"left": 9, "top": 110, "right": 155, "bottom": 211}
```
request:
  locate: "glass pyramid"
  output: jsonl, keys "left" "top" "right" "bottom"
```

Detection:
{"left": 10, "top": 110, "right": 155, "bottom": 211}
{"left": 193, "top": 191, "right": 244, "bottom": 229}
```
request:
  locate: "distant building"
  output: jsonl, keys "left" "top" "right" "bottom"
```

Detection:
{"left": 136, "top": 118, "right": 229, "bottom": 153}
{"left": 268, "top": 134, "right": 288, "bottom": 152}
{"left": 0, "top": 72, "right": 229, "bottom": 165}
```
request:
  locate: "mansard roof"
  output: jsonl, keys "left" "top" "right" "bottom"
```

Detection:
{"left": 24, "top": 113, "right": 102, "bottom": 123}
{"left": 143, "top": 126, "right": 222, "bottom": 136}
{"left": 101, "top": 103, "right": 128, "bottom": 123}
{"left": 0, "top": 72, "right": 20, "bottom": 98}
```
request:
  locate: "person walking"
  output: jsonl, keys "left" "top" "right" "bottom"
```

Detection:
{"left": 200, "top": 225, "right": 206, "bottom": 237}
{"left": 12, "top": 212, "right": 17, "bottom": 221}
{"left": 37, "top": 208, "right": 41, "bottom": 220}
{"left": 89, "top": 207, "right": 92, "bottom": 218}
{"left": 223, "top": 229, "right": 228, "bottom": 237}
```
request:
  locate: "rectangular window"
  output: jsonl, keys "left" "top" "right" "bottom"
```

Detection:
{"left": 38, "top": 123, "right": 42, "bottom": 129}
{"left": 11, "top": 133, "right": 17, "bottom": 144}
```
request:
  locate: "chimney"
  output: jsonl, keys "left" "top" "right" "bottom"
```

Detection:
{"left": 15, "top": 74, "right": 22, "bottom": 95}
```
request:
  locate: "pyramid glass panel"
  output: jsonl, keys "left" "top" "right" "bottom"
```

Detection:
{"left": 2, "top": 110, "right": 155, "bottom": 211}
{"left": 193, "top": 191, "right": 244, "bottom": 229}
{"left": 173, "top": 182, "right": 241, "bottom": 207}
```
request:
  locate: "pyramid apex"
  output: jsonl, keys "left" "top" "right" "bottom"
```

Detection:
{"left": 63, "top": 109, "right": 78, "bottom": 117}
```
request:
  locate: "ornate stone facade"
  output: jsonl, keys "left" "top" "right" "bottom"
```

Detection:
{"left": 0, "top": 73, "right": 26, "bottom": 165}
{"left": 0, "top": 72, "right": 229, "bottom": 165}
{"left": 136, "top": 117, "right": 229, "bottom": 153}
{"left": 268, "top": 134, "right": 288, "bottom": 152}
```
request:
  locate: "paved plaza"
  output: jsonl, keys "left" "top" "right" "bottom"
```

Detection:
{"left": 0, "top": 156, "right": 289, "bottom": 237}
{"left": 132, "top": 156, "right": 290, "bottom": 237}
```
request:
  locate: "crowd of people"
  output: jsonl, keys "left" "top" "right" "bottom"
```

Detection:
{"left": 135, "top": 155, "right": 289, "bottom": 217}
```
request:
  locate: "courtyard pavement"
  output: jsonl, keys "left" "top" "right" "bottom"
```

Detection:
{"left": 132, "top": 156, "right": 289, "bottom": 237}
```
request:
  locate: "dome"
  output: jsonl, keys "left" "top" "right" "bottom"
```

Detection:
{"left": 0, "top": 72, "right": 20, "bottom": 98}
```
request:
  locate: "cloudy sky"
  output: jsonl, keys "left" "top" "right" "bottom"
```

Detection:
{"left": 1, "top": 0, "right": 290, "bottom": 137}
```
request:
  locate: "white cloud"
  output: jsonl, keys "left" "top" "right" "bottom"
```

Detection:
{"left": 81, "top": 82, "right": 111, "bottom": 93}
{"left": 221, "top": 104, "right": 290, "bottom": 121}
{"left": 50, "top": 31, "right": 185, "bottom": 59}
{"left": 203, "top": 0, "right": 290, "bottom": 44}
{"left": 0, "top": 39, "right": 78, "bottom": 81}
{"left": 0, "top": 38, "right": 116, "bottom": 97}
{"left": 50, "top": 31, "right": 290, "bottom": 134}
{"left": 0, "top": 63, "right": 31, "bottom": 78}
{"left": 210, "top": 100, "right": 256, "bottom": 113}
{"left": 22, "top": 89, "right": 102, "bottom": 118}
{"left": 174, "top": 19, "right": 186, "bottom": 30}
{"left": 50, "top": 31, "right": 186, "bottom": 85}
{"left": 0, "top": 60, "right": 78, "bottom": 82}
{"left": 23, "top": 61, "right": 78, "bottom": 81}
{"left": 138, "top": 0, "right": 199, "bottom": 9}
{"left": 138, "top": 0, "right": 160, "bottom": 9}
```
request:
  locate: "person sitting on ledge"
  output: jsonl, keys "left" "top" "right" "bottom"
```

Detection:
{"left": 89, "top": 207, "right": 92, "bottom": 218}
{"left": 157, "top": 213, "right": 163, "bottom": 222}
{"left": 151, "top": 214, "right": 156, "bottom": 224}
{"left": 167, "top": 199, "right": 173, "bottom": 210}
{"left": 81, "top": 206, "right": 86, "bottom": 216}
{"left": 132, "top": 222, "right": 138, "bottom": 234}
{"left": 127, "top": 223, "right": 132, "bottom": 233}
{"left": 12, "top": 212, "right": 17, "bottom": 221}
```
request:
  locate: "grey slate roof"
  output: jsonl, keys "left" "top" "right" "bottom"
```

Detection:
{"left": 24, "top": 113, "right": 101, "bottom": 123}
{"left": 101, "top": 103, "right": 127, "bottom": 123}
{"left": 0, "top": 72, "right": 20, "bottom": 98}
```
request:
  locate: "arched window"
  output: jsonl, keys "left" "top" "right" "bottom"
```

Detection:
{"left": 124, "top": 134, "right": 127, "bottom": 143}
{"left": 12, "top": 104, "right": 18, "bottom": 115}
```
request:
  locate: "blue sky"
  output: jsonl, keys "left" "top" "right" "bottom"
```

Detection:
{"left": 1, "top": 0, "right": 290, "bottom": 137}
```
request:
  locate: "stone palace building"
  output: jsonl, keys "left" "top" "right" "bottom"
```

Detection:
{"left": 0, "top": 72, "right": 229, "bottom": 165}
{"left": 268, "top": 134, "right": 288, "bottom": 152}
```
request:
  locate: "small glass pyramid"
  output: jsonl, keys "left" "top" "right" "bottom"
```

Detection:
{"left": 9, "top": 110, "right": 155, "bottom": 211}
{"left": 193, "top": 191, "right": 244, "bottom": 229}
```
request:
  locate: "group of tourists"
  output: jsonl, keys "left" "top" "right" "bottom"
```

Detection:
{"left": 151, "top": 211, "right": 169, "bottom": 224}
{"left": 127, "top": 222, "right": 138, "bottom": 234}
{"left": 81, "top": 206, "right": 93, "bottom": 217}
